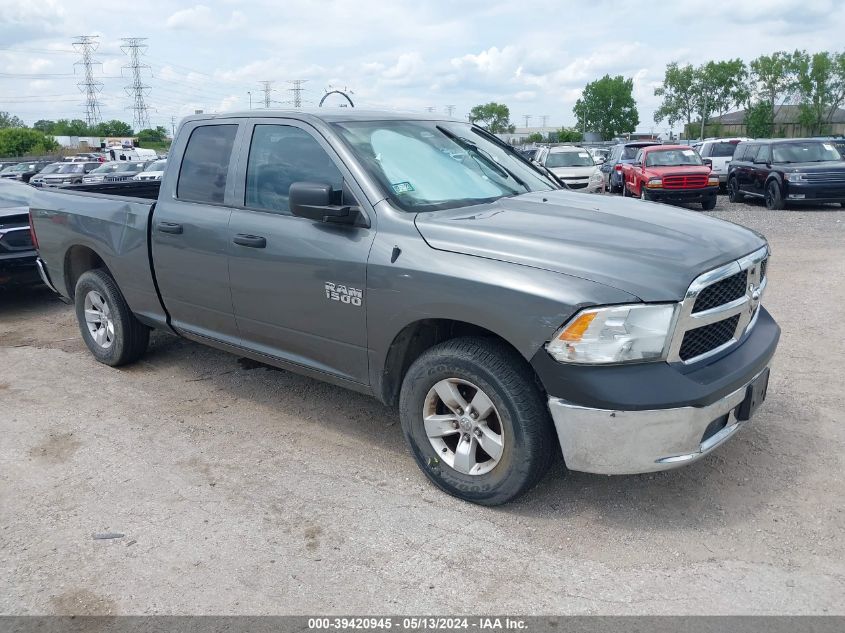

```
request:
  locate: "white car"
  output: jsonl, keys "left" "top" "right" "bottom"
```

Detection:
{"left": 534, "top": 146, "right": 604, "bottom": 193}
{"left": 132, "top": 159, "right": 167, "bottom": 181}
{"left": 692, "top": 138, "right": 751, "bottom": 188}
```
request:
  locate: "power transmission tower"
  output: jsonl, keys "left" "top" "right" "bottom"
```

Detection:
{"left": 72, "top": 35, "right": 103, "bottom": 127}
{"left": 170, "top": 116, "right": 176, "bottom": 138}
{"left": 424, "top": 106, "right": 436, "bottom": 113}
{"left": 121, "top": 38, "right": 152, "bottom": 131}
{"left": 445, "top": 105, "right": 456, "bottom": 117}
{"left": 540, "top": 115, "right": 549, "bottom": 127}
{"left": 522, "top": 114, "right": 532, "bottom": 128}
{"left": 287, "top": 79, "right": 308, "bottom": 108}
{"left": 259, "top": 81, "right": 274, "bottom": 108}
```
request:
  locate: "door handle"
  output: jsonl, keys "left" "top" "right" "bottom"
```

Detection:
{"left": 233, "top": 234, "right": 267, "bottom": 248}
{"left": 156, "top": 221, "right": 183, "bottom": 234}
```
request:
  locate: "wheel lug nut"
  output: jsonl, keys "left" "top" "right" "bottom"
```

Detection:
{"left": 456, "top": 407, "right": 463, "bottom": 415}
{"left": 451, "top": 420, "right": 459, "bottom": 429}
{"left": 473, "top": 428, "right": 482, "bottom": 437}
{"left": 462, "top": 433, "right": 470, "bottom": 442}
{"left": 470, "top": 411, "right": 477, "bottom": 419}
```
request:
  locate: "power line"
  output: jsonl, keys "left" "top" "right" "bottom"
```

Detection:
{"left": 72, "top": 35, "right": 103, "bottom": 126}
{"left": 522, "top": 114, "right": 532, "bottom": 128}
{"left": 286, "top": 79, "right": 307, "bottom": 108}
{"left": 121, "top": 37, "right": 152, "bottom": 131}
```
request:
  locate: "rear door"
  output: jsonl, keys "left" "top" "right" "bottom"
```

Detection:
{"left": 151, "top": 120, "right": 242, "bottom": 344}
{"left": 226, "top": 118, "right": 376, "bottom": 384}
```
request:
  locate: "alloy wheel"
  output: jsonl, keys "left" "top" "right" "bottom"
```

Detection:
{"left": 83, "top": 290, "right": 115, "bottom": 349}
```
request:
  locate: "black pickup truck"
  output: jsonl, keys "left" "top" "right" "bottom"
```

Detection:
{"left": 18, "top": 110, "right": 780, "bottom": 505}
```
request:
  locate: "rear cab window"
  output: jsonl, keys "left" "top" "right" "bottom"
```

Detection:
{"left": 177, "top": 124, "right": 238, "bottom": 204}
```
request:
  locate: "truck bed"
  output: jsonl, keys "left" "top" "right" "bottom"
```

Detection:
{"left": 29, "top": 185, "right": 168, "bottom": 328}
{"left": 62, "top": 180, "right": 161, "bottom": 200}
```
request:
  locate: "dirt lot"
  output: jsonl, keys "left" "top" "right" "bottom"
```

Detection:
{"left": 1, "top": 195, "right": 844, "bottom": 615}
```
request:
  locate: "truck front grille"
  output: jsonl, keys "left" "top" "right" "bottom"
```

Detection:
{"left": 667, "top": 247, "right": 768, "bottom": 364}
{"left": 692, "top": 270, "right": 747, "bottom": 312}
{"left": 663, "top": 174, "right": 708, "bottom": 189}
{"left": 679, "top": 315, "right": 740, "bottom": 361}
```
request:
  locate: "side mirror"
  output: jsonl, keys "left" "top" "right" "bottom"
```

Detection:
{"left": 289, "top": 182, "right": 363, "bottom": 226}
{"left": 596, "top": 157, "right": 606, "bottom": 164}
{"left": 703, "top": 159, "right": 713, "bottom": 168}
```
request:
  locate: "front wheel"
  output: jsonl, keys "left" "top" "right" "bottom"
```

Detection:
{"left": 728, "top": 177, "right": 744, "bottom": 203}
{"left": 74, "top": 269, "right": 150, "bottom": 366}
{"left": 640, "top": 189, "right": 649, "bottom": 201}
{"left": 399, "top": 337, "right": 557, "bottom": 505}
{"left": 765, "top": 180, "right": 785, "bottom": 210}
{"left": 701, "top": 196, "right": 717, "bottom": 210}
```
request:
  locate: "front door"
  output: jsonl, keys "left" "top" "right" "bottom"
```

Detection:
{"left": 750, "top": 144, "right": 772, "bottom": 196}
{"left": 151, "top": 121, "right": 241, "bottom": 344}
{"left": 227, "top": 121, "right": 375, "bottom": 384}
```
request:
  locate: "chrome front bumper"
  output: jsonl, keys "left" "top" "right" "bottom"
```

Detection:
{"left": 547, "top": 368, "right": 768, "bottom": 475}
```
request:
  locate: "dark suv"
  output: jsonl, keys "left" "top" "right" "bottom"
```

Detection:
{"left": 727, "top": 139, "right": 845, "bottom": 209}
{"left": 602, "top": 141, "right": 662, "bottom": 193}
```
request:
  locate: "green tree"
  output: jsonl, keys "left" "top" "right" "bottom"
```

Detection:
{"left": 573, "top": 74, "right": 638, "bottom": 140}
{"left": 0, "top": 111, "right": 26, "bottom": 129}
{"left": 794, "top": 50, "right": 845, "bottom": 135}
{"left": 468, "top": 102, "right": 515, "bottom": 133}
{"left": 697, "top": 59, "right": 750, "bottom": 135}
{"left": 0, "top": 128, "right": 59, "bottom": 156}
{"left": 654, "top": 63, "right": 698, "bottom": 129}
{"left": 556, "top": 127, "right": 584, "bottom": 142}
{"left": 32, "top": 119, "right": 56, "bottom": 133}
{"left": 50, "top": 119, "right": 91, "bottom": 136}
{"left": 525, "top": 132, "right": 543, "bottom": 143}
{"left": 136, "top": 126, "right": 168, "bottom": 143}
{"left": 745, "top": 101, "right": 774, "bottom": 138}
{"left": 93, "top": 120, "right": 134, "bottom": 136}
{"left": 749, "top": 50, "right": 801, "bottom": 129}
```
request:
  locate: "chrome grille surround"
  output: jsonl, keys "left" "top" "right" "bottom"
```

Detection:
{"left": 666, "top": 246, "right": 769, "bottom": 365}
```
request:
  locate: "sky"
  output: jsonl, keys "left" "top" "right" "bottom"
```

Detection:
{"left": 1, "top": 0, "right": 844, "bottom": 135}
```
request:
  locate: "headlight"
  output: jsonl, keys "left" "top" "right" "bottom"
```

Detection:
{"left": 546, "top": 304, "right": 676, "bottom": 364}
{"left": 590, "top": 171, "right": 603, "bottom": 182}
{"left": 707, "top": 176, "right": 720, "bottom": 186}
{"left": 646, "top": 178, "right": 662, "bottom": 188}
{"left": 783, "top": 172, "right": 807, "bottom": 182}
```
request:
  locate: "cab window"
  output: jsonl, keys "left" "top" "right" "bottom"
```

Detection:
{"left": 177, "top": 124, "right": 238, "bottom": 204}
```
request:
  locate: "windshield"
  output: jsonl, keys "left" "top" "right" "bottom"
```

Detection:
{"left": 39, "top": 163, "right": 63, "bottom": 175}
{"left": 545, "top": 151, "right": 594, "bottom": 168}
{"left": 144, "top": 160, "right": 167, "bottom": 171}
{"left": 4, "top": 163, "right": 36, "bottom": 173}
{"left": 90, "top": 162, "right": 123, "bottom": 174}
{"left": 116, "top": 162, "right": 147, "bottom": 172}
{"left": 332, "top": 120, "right": 556, "bottom": 212}
{"left": 773, "top": 142, "right": 842, "bottom": 163}
{"left": 645, "top": 148, "right": 704, "bottom": 167}
{"left": 58, "top": 164, "right": 85, "bottom": 174}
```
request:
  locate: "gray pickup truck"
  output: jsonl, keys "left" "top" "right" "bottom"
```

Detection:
{"left": 25, "top": 110, "right": 780, "bottom": 505}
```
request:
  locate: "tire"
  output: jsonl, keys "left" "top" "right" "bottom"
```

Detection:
{"left": 74, "top": 269, "right": 150, "bottom": 366}
{"left": 399, "top": 337, "right": 557, "bottom": 506}
{"left": 765, "top": 180, "right": 785, "bottom": 210}
{"left": 840, "top": 202, "right": 844, "bottom": 208}
{"left": 701, "top": 196, "right": 717, "bottom": 210}
{"left": 640, "top": 189, "right": 649, "bottom": 201}
{"left": 728, "top": 177, "right": 744, "bottom": 203}
{"left": 622, "top": 181, "right": 630, "bottom": 197}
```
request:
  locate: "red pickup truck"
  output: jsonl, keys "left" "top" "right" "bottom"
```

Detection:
{"left": 621, "top": 144, "right": 719, "bottom": 210}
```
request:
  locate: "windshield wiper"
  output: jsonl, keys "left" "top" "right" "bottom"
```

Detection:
{"left": 436, "top": 125, "right": 530, "bottom": 192}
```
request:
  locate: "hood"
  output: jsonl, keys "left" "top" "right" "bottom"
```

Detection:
{"left": 414, "top": 190, "right": 766, "bottom": 302}
{"left": 644, "top": 165, "right": 711, "bottom": 177}
{"left": 549, "top": 165, "right": 597, "bottom": 179}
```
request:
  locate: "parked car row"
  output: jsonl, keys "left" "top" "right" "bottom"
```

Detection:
{"left": 14, "top": 158, "right": 169, "bottom": 188}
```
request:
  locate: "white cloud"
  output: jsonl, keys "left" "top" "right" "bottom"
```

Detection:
{"left": 165, "top": 4, "right": 247, "bottom": 32}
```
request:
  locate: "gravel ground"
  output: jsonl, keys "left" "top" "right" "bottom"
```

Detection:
{"left": 1, "top": 195, "right": 844, "bottom": 615}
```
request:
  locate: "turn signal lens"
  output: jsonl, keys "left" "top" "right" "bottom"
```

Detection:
{"left": 557, "top": 312, "right": 597, "bottom": 341}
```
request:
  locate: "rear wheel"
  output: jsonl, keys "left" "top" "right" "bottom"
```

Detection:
{"left": 622, "top": 180, "right": 630, "bottom": 197}
{"left": 640, "top": 189, "right": 649, "bottom": 201}
{"left": 399, "top": 337, "right": 557, "bottom": 505}
{"left": 728, "top": 177, "right": 744, "bottom": 203}
{"left": 765, "top": 180, "right": 785, "bottom": 210}
{"left": 74, "top": 269, "right": 150, "bottom": 366}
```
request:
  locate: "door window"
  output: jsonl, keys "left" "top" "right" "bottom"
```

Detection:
{"left": 177, "top": 124, "right": 238, "bottom": 204}
{"left": 754, "top": 144, "right": 771, "bottom": 164}
{"left": 245, "top": 125, "right": 344, "bottom": 214}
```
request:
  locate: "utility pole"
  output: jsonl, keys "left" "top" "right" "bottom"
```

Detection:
{"left": 72, "top": 35, "right": 103, "bottom": 127}
{"left": 287, "top": 79, "right": 307, "bottom": 108}
{"left": 445, "top": 105, "right": 456, "bottom": 117}
{"left": 259, "top": 81, "right": 274, "bottom": 108}
{"left": 523, "top": 114, "right": 532, "bottom": 128}
{"left": 424, "top": 106, "right": 436, "bottom": 113}
{"left": 170, "top": 115, "right": 176, "bottom": 139}
{"left": 540, "top": 114, "right": 549, "bottom": 128}
{"left": 121, "top": 37, "right": 152, "bottom": 131}
{"left": 247, "top": 91, "right": 252, "bottom": 109}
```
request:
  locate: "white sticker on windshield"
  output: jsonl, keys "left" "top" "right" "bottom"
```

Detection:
{"left": 578, "top": 152, "right": 590, "bottom": 158}
{"left": 392, "top": 182, "right": 415, "bottom": 194}
{"left": 682, "top": 149, "right": 695, "bottom": 156}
